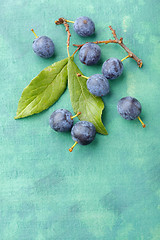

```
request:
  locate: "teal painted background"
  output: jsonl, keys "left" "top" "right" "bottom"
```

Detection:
{"left": 0, "top": 0, "right": 160, "bottom": 239}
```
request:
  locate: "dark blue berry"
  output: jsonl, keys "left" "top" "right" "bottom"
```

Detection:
{"left": 79, "top": 43, "right": 101, "bottom": 65}
{"left": 117, "top": 96, "right": 141, "bottom": 120}
{"left": 32, "top": 36, "right": 55, "bottom": 58}
{"left": 71, "top": 121, "right": 96, "bottom": 145}
{"left": 87, "top": 74, "right": 110, "bottom": 97}
{"left": 49, "top": 109, "right": 73, "bottom": 132}
{"left": 102, "top": 58, "right": 123, "bottom": 80}
{"left": 74, "top": 16, "right": 95, "bottom": 37}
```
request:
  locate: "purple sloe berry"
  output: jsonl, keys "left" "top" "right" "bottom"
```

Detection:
{"left": 117, "top": 96, "right": 146, "bottom": 128}
{"left": 102, "top": 58, "right": 123, "bottom": 80}
{"left": 117, "top": 96, "right": 141, "bottom": 120}
{"left": 31, "top": 29, "right": 55, "bottom": 58}
{"left": 70, "top": 121, "right": 96, "bottom": 147}
{"left": 79, "top": 43, "right": 101, "bottom": 65}
{"left": 49, "top": 109, "right": 73, "bottom": 132}
{"left": 74, "top": 16, "right": 95, "bottom": 37}
{"left": 87, "top": 74, "right": 110, "bottom": 97}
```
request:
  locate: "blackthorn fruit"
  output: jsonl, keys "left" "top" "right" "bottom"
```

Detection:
{"left": 87, "top": 74, "right": 110, "bottom": 97}
{"left": 69, "top": 121, "right": 96, "bottom": 152}
{"left": 117, "top": 96, "right": 146, "bottom": 127}
{"left": 74, "top": 16, "right": 95, "bottom": 37}
{"left": 31, "top": 29, "right": 55, "bottom": 58}
{"left": 102, "top": 58, "right": 123, "bottom": 80}
{"left": 79, "top": 43, "right": 101, "bottom": 65}
{"left": 49, "top": 109, "right": 81, "bottom": 132}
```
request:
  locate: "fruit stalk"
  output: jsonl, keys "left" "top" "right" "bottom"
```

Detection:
{"left": 31, "top": 29, "right": 38, "bottom": 38}
{"left": 69, "top": 141, "right": 78, "bottom": 152}
{"left": 137, "top": 116, "right": 146, "bottom": 128}
{"left": 121, "top": 55, "right": 130, "bottom": 62}
{"left": 77, "top": 73, "right": 89, "bottom": 79}
{"left": 70, "top": 111, "right": 81, "bottom": 120}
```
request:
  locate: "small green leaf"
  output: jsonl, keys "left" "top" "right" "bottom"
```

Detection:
{"left": 15, "top": 58, "right": 68, "bottom": 119}
{"left": 68, "top": 57, "right": 108, "bottom": 135}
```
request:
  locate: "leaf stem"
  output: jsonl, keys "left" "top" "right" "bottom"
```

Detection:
{"left": 67, "top": 46, "right": 70, "bottom": 57}
{"left": 73, "top": 26, "right": 143, "bottom": 68}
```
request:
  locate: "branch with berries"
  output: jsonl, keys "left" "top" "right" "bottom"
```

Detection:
{"left": 15, "top": 16, "right": 145, "bottom": 153}
{"left": 73, "top": 25, "right": 142, "bottom": 68}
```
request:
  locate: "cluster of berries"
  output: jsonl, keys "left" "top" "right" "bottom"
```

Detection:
{"left": 49, "top": 95, "right": 145, "bottom": 152}
{"left": 49, "top": 109, "right": 96, "bottom": 152}
{"left": 31, "top": 16, "right": 145, "bottom": 152}
{"left": 73, "top": 18, "right": 145, "bottom": 130}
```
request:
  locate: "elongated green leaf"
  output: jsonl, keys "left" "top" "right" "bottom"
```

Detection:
{"left": 15, "top": 58, "right": 68, "bottom": 119}
{"left": 68, "top": 57, "right": 108, "bottom": 135}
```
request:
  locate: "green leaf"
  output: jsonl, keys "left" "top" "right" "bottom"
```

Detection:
{"left": 68, "top": 57, "right": 108, "bottom": 135}
{"left": 15, "top": 58, "right": 68, "bottom": 119}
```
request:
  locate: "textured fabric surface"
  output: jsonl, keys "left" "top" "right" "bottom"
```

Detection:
{"left": 0, "top": 0, "right": 160, "bottom": 239}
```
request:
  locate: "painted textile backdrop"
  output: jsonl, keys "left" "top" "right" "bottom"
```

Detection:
{"left": 0, "top": 0, "right": 160, "bottom": 239}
